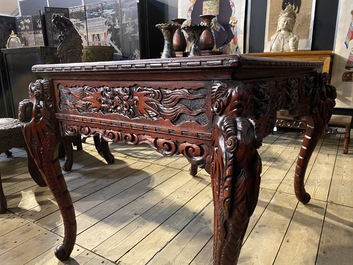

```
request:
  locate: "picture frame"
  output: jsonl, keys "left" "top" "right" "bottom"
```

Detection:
{"left": 331, "top": 0, "right": 353, "bottom": 108}
{"left": 263, "top": 0, "right": 316, "bottom": 52}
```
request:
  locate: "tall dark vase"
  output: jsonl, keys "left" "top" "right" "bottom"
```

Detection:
{"left": 171, "top": 18, "right": 187, "bottom": 55}
{"left": 156, "top": 23, "right": 177, "bottom": 58}
{"left": 199, "top": 15, "right": 215, "bottom": 51}
{"left": 182, "top": 24, "right": 207, "bottom": 57}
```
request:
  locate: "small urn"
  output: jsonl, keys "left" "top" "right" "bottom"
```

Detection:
{"left": 171, "top": 18, "right": 187, "bottom": 53}
{"left": 199, "top": 15, "right": 215, "bottom": 51}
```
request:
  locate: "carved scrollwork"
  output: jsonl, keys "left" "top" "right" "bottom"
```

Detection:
{"left": 153, "top": 138, "right": 178, "bottom": 156}
{"left": 58, "top": 84, "right": 207, "bottom": 125}
{"left": 275, "top": 119, "right": 307, "bottom": 129}
{"left": 178, "top": 143, "right": 209, "bottom": 166}
{"left": 211, "top": 81, "right": 253, "bottom": 118}
{"left": 61, "top": 123, "right": 208, "bottom": 166}
{"left": 62, "top": 124, "right": 139, "bottom": 144}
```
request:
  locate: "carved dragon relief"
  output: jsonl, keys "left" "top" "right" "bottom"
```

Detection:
{"left": 58, "top": 83, "right": 210, "bottom": 167}
{"left": 57, "top": 84, "right": 207, "bottom": 126}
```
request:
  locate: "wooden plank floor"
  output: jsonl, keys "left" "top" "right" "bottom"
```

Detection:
{"left": 0, "top": 129, "right": 352, "bottom": 265}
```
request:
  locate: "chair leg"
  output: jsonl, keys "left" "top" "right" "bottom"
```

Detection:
{"left": 343, "top": 125, "right": 351, "bottom": 154}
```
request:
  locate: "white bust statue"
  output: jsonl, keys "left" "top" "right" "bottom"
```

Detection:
{"left": 270, "top": 4, "right": 299, "bottom": 52}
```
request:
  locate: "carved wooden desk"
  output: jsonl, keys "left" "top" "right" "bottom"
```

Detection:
{"left": 20, "top": 55, "right": 336, "bottom": 264}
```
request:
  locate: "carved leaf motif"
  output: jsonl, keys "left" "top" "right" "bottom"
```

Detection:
{"left": 252, "top": 82, "right": 271, "bottom": 118}
{"left": 283, "top": 78, "right": 300, "bottom": 111}
{"left": 304, "top": 74, "right": 315, "bottom": 96}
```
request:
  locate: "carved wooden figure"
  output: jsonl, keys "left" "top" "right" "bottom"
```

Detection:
{"left": 20, "top": 55, "right": 336, "bottom": 264}
{"left": 52, "top": 14, "right": 83, "bottom": 63}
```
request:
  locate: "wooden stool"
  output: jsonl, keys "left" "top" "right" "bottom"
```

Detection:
{"left": 0, "top": 118, "right": 46, "bottom": 213}
{"left": 328, "top": 114, "right": 352, "bottom": 154}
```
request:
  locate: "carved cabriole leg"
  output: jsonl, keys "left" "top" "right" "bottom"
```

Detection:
{"left": 294, "top": 81, "right": 336, "bottom": 204}
{"left": 210, "top": 81, "right": 261, "bottom": 264}
{"left": 19, "top": 80, "right": 76, "bottom": 261}
{"left": 211, "top": 116, "right": 261, "bottom": 264}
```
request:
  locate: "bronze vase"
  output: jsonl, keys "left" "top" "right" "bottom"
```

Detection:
{"left": 182, "top": 24, "right": 207, "bottom": 57}
{"left": 156, "top": 23, "right": 177, "bottom": 58}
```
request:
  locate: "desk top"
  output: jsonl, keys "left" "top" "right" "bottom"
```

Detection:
{"left": 31, "top": 54, "right": 323, "bottom": 80}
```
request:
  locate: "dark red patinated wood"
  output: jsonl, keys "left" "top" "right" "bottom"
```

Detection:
{"left": 19, "top": 55, "right": 336, "bottom": 264}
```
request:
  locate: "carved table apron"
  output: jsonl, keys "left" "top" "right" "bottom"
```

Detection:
{"left": 20, "top": 55, "right": 336, "bottom": 264}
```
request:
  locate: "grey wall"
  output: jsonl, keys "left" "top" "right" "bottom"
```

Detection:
{"left": 156, "top": 0, "right": 178, "bottom": 22}
{"left": 18, "top": 0, "right": 47, "bottom": 15}
{"left": 49, "top": 0, "right": 83, "bottom": 8}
